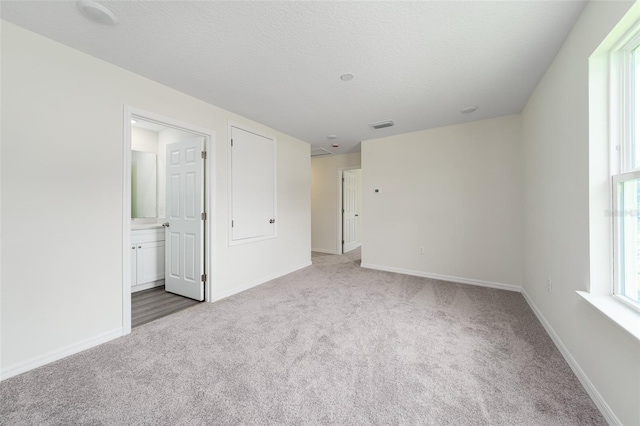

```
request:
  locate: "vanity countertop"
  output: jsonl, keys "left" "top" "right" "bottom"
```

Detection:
{"left": 132, "top": 224, "right": 163, "bottom": 231}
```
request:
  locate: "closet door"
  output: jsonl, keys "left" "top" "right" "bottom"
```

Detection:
{"left": 229, "top": 125, "right": 276, "bottom": 243}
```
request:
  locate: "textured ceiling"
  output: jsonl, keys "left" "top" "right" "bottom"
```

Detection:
{"left": 1, "top": 1, "right": 586, "bottom": 155}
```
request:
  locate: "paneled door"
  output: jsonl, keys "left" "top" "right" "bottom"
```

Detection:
{"left": 229, "top": 125, "right": 276, "bottom": 242}
{"left": 343, "top": 170, "right": 359, "bottom": 253}
{"left": 165, "top": 138, "right": 205, "bottom": 301}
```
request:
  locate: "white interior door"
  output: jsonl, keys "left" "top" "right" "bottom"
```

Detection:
{"left": 343, "top": 170, "right": 359, "bottom": 253}
{"left": 165, "top": 138, "right": 204, "bottom": 301}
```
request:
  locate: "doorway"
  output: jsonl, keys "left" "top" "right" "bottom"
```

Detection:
{"left": 340, "top": 168, "right": 362, "bottom": 254}
{"left": 131, "top": 286, "right": 200, "bottom": 328}
{"left": 123, "top": 106, "right": 215, "bottom": 334}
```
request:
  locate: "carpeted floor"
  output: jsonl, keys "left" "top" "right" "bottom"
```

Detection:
{"left": 1, "top": 248, "right": 605, "bottom": 425}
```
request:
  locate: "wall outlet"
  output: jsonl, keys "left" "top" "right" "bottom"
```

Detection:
{"left": 418, "top": 246, "right": 425, "bottom": 255}
{"left": 547, "top": 278, "right": 552, "bottom": 293}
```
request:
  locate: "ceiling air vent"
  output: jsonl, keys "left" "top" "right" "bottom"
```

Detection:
{"left": 311, "top": 148, "right": 333, "bottom": 158}
{"left": 370, "top": 120, "right": 394, "bottom": 130}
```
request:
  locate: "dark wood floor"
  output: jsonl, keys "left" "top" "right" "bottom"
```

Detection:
{"left": 131, "top": 285, "right": 201, "bottom": 328}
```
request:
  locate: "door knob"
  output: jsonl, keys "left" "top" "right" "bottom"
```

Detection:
{"left": 162, "top": 222, "right": 170, "bottom": 227}
{"left": 269, "top": 219, "right": 275, "bottom": 224}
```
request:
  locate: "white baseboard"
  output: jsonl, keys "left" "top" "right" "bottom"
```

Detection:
{"left": 360, "top": 263, "right": 520, "bottom": 292}
{"left": 521, "top": 289, "right": 620, "bottom": 426}
{"left": 311, "top": 248, "right": 338, "bottom": 254}
{"left": 131, "top": 279, "right": 164, "bottom": 293}
{"left": 0, "top": 328, "right": 123, "bottom": 382}
{"left": 210, "top": 261, "right": 313, "bottom": 302}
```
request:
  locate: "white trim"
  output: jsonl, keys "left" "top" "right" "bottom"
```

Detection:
{"left": 204, "top": 127, "right": 216, "bottom": 303}
{"left": 609, "top": 19, "right": 640, "bottom": 310}
{"left": 521, "top": 290, "right": 622, "bottom": 426}
{"left": 610, "top": 19, "right": 640, "bottom": 175}
{"left": 576, "top": 291, "right": 640, "bottom": 341}
{"left": 345, "top": 242, "right": 361, "bottom": 252}
{"left": 360, "top": 263, "right": 520, "bottom": 292}
{"left": 227, "top": 120, "right": 278, "bottom": 246}
{"left": 131, "top": 280, "right": 164, "bottom": 293}
{"left": 122, "top": 107, "right": 133, "bottom": 335}
{"left": 210, "top": 261, "right": 312, "bottom": 302}
{"left": 123, "top": 106, "right": 216, "bottom": 329}
{"left": 311, "top": 248, "right": 339, "bottom": 254}
{"left": 611, "top": 171, "right": 640, "bottom": 309}
{"left": 337, "top": 166, "right": 361, "bottom": 254}
{"left": 0, "top": 328, "right": 122, "bottom": 381}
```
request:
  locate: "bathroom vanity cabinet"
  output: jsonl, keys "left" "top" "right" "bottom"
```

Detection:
{"left": 131, "top": 228, "right": 165, "bottom": 292}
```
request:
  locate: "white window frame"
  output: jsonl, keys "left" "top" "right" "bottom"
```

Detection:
{"left": 611, "top": 172, "right": 640, "bottom": 312}
{"left": 610, "top": 21, "right": 640, "bottom": 312}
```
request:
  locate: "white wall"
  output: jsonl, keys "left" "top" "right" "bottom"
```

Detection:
{"left": 0, "top": 22, "right": 310, "bottom": 375}
{"left": 361, "top": 115, "right": 522, "bottom": 289}
{"left": 131, "top": 127, "right": 158, "bottom": 154}
{"left": 521, "top": 1, "right": 639, "bottom": 425}
{"left": 311, "top": 153, "right": 361, "bottom": 253}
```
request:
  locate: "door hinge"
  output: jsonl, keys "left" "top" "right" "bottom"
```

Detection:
{"left": 231, "top": 138, "right": 234, "bottom": 147}
{"left": 201, "top": 273, "right": 207, "bottom": 282}
{"left": 231, "top": 220, "right": 234, "bottom": 227}
{"left": 342, "top": 209, "right": 344, "bottom": 213}
{"left": 342, "top": 240, "right": 344, "bottom": 244}
{"left": 342, "top": 178, "right": 345, "bottom": 182}
{"left": 201, "top": 212, "right": 207, "bottom": 220}
{"left": 201, "top": 151, "right": 207, "bottom": 159}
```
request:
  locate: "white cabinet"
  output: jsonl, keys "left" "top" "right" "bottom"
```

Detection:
{"left": 131, "top": 228, "right": 165, "bottom": 292}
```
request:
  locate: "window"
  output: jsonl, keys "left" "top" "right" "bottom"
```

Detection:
{"left": 612, "top": 27, "right": 640, "bottom": 309}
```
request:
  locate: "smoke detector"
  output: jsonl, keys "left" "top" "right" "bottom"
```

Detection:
{"left": 370, "top": 120, "right": 394, "bottom": 130}
{"left": 77, "top": 0, "right": 119, "bottom": 26}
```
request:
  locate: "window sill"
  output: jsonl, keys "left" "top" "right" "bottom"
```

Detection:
{"left": 576, "top": 291, "right": 640, "bottom": 341}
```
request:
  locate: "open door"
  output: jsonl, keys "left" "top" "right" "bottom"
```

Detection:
{"left": 164, "top": 137, "right": 205, "bottom": 301}
{"left": 342, "top": 170, "right": 360, "bottom": 253}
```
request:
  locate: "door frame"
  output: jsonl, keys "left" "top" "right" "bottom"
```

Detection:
{"left": 122, "top": 105, "right": 216, "bottom": 335}
{"left": 336, "top": 166, "right": 361, "bottom": 254}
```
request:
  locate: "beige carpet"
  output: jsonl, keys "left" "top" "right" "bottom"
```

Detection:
{"left": 0, "top": 248, "right": 604, "bottom": 425}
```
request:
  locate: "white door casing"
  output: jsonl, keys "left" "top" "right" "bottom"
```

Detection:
{"left": 124, "top": 105, "right": 216, "bottom": 335}
{"left": 165, "top": 138, "right": 205, "bottom": 301}
{"left": 343, "top": 170, "right": 359, "bottom": 253}
{"left": 131, "top": 244, "right": 137, "bottom": 290}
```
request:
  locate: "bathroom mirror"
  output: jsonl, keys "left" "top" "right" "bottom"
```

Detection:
{"left": 131, "top": 150, "right": 157, "bottom": 218}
